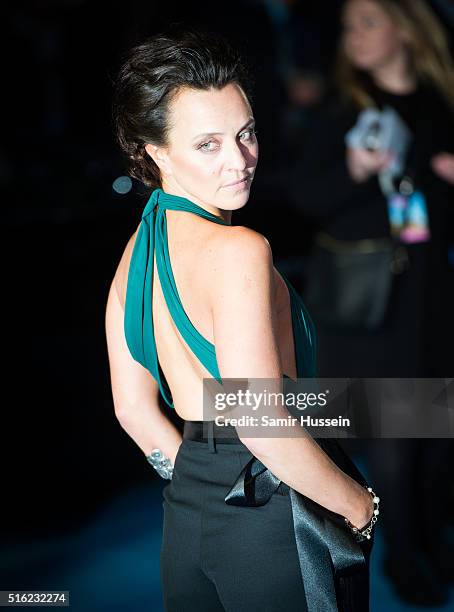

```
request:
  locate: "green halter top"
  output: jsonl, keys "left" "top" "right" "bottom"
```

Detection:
{"left": 124, "top": 188, "right": 317, "bottom": 408}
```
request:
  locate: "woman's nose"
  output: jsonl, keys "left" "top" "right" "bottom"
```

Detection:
{"left": 349, "top": 27, "right": 366, "bottom": 45}
{"left": 226, "top": 142, "right": 248, "bottom": 171}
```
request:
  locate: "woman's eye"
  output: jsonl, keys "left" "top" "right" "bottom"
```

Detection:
{"left": 240, "top": 129, "right": 257, "bottom": 142}
{"left": 198, "top": 140, "right": 219, "bottom": 152}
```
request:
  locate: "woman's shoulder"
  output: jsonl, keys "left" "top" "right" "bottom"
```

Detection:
{"left": 209, "top": 224, "right": 273, "bottom": 269}
{"left": 110, "top": 221, "right": 275, "bottom": 311}
{"left": 203, "top": 223, "right": 275, "bottom": 301}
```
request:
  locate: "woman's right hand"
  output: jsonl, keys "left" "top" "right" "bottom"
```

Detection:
{"left": 346, "top": 147, "right": 393, "bottom": 183}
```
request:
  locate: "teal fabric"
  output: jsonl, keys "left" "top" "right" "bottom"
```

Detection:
{"left": 124, "top": 188, "right": 317, "bottom": 409}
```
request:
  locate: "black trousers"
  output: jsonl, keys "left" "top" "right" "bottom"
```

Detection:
{"left": 160, "top": 421, "right": 371, "bottom": 611}
{"left": 160, "top": 422, "right": 308, "bottom": 611}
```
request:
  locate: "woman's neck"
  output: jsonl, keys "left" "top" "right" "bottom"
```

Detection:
{"left": 371, "top": 50, "right": 417, "bottom": 95}
{"left": 160, "top": 182, "right": 232, "bottom": 225}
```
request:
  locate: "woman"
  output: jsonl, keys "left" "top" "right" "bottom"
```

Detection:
{"left": 285, "top": 0, "right": 454, "bottom": 605}
{"left": 289, "top": 0, "right": 454, "bottom": 377}
{"left": 105, "top": 29, "right": 377, "bottom": 611}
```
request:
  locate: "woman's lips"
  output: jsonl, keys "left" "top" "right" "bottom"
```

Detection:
{"left": 223, "top": 176, "right": 250, "bottom": 188}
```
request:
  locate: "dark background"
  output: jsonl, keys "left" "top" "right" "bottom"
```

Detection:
{"left": 2, "top": 0, "right": 346, "bottom": 536}
{"left": 2, "top": 2, "right": 454, "bottom": 611}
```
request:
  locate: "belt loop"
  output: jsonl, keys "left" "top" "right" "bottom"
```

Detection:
{"left": 208, "top": 420, "right": 216, "bottom": 453}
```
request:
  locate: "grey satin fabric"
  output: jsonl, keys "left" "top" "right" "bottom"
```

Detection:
{"left": 225, "top": 437, "right": 374, "bottom": 612}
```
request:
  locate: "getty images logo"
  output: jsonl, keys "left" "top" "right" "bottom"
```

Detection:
{"left": 214, "top": 389, "right": 329, "bottom": 412}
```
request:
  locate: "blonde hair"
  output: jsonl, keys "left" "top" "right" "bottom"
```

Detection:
{"left": 335, "top": 0, "right": 454, "bottom": 112}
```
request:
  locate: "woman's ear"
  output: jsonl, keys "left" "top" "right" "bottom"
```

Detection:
{"left": 144, "top": 143, "right": 172, "bottom": 177}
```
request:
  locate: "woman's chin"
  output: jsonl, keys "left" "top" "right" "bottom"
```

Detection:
{"left": 349, "top": 54, "right": 382, "bottom": 73}
{"left": 216, "top": 185, "right": 252, "bottom": 210}
{"left": 223, "top": 190, "right": 251, "bottom": 210}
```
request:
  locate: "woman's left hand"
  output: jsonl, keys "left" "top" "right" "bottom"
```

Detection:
{"left": 431, "top": 152, "right": 454, "bottom": 185}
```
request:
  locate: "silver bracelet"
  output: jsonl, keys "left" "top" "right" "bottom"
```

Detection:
{"left": 344, "top": 486, "right": 380, "bottom": 541}
{"left": 146, "top": 448, "right": 174, "bottom": 479}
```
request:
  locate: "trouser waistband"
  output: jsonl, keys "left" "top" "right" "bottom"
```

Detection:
{"left": 183, "top": 420, "right": 243, "bottom": 453}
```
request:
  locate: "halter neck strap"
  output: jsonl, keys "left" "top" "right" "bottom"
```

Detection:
{"left": 142, "top": 188, "right": 231, "bottom": 226}
{"left": 124, "top": 188, "right": 230, "bottom": 409}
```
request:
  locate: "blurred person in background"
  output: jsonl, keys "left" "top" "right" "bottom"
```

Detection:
{"left": 284, "top": 0, "right": 454, "bottom": 606}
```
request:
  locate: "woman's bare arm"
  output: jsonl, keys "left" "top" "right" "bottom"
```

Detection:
{"left": 209, "top": 226, "right": 373, "bottom": 529}
{"left": 105, "top": 277, "right": 182, "bottom": 465}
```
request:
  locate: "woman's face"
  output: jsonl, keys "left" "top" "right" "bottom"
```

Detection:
{"left": 152, "top": 82, "right": 258, "bottom": 213}
{"left": 341, "top": 0, "right": 406, "bottom": 72}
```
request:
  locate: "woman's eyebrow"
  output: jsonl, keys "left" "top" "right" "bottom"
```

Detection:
{"left": 192, "top": 118, "right": 255, "bottom": 141}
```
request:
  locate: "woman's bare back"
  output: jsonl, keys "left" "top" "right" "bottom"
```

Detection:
{"left": 113, "top": 210, "right": 297, "bottom": 421}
